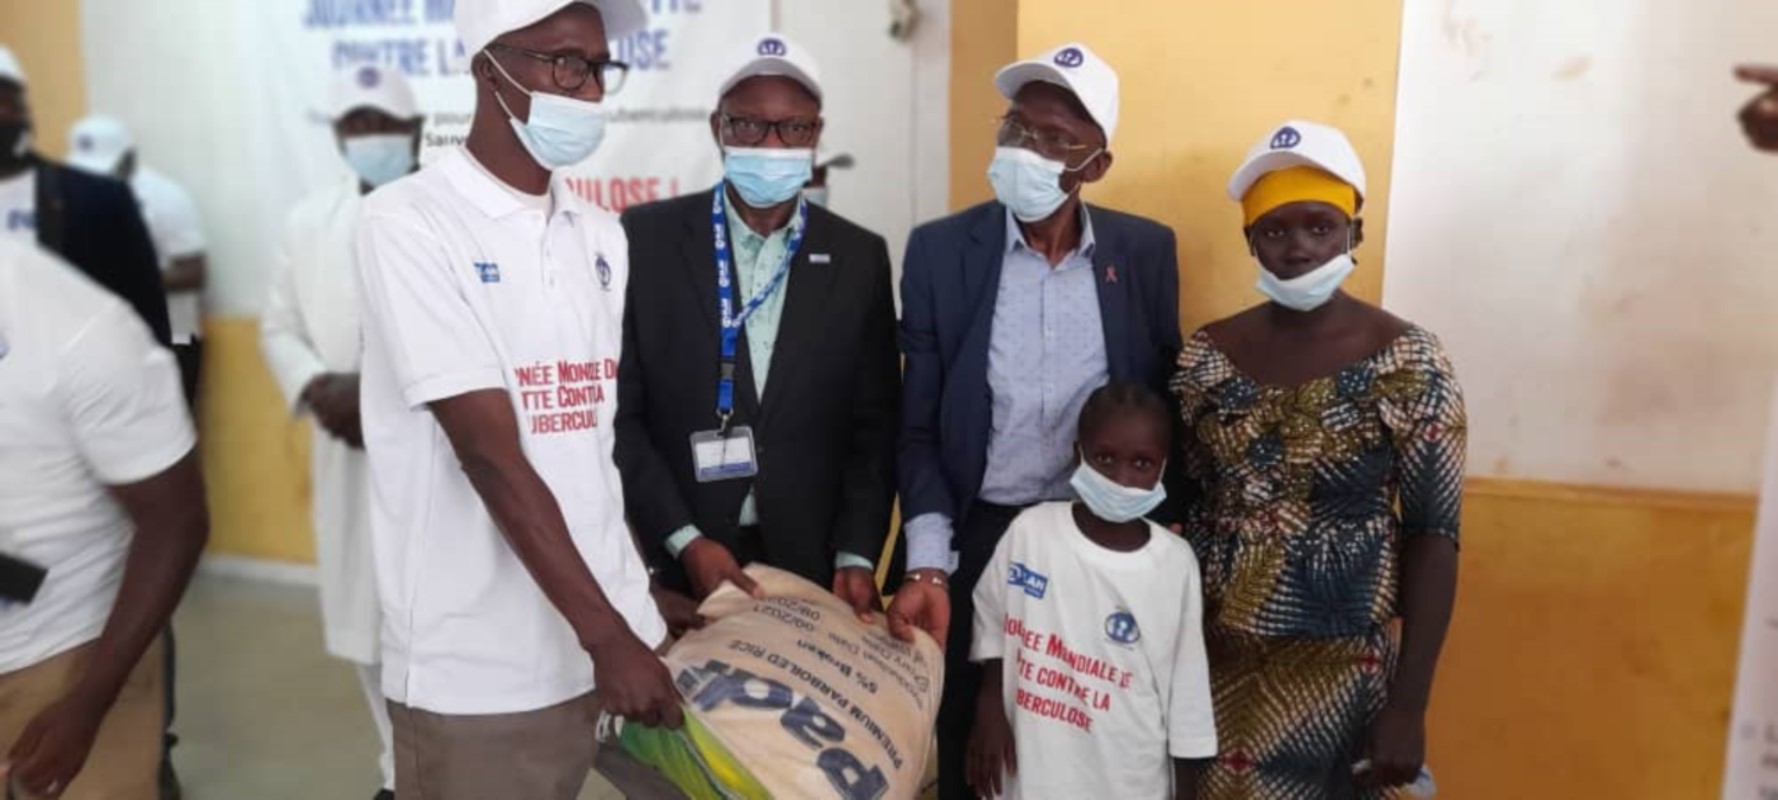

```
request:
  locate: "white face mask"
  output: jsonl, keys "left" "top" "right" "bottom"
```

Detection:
{"left": 342, "top": 134, "right": 416, "bottom": 188}
{"left": 1256, "top": 252, "right": 1356, "bottom": 312}
{"left": 723, "top": 147, "right": 814, "bottom": 208}
{"left": 1069, "top": 450, "right": 1168, "bottom": 524}
{"left": 486, "top": 50, "right": 608, "bottom": 170}
{"left": 987, "top": 146, "right": 1070, "bottom": 223}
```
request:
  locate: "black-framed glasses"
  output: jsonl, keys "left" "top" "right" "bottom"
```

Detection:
{"left": 719, "top": 114, "right": 821, "bottom": 148}
{"left": 487, "top": 43, "right": 630, "bottom": 95}
{"left": 995, "top": 115, "right": 1101, "bottom": 168}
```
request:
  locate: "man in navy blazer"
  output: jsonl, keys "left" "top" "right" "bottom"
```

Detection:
{"left": 883, "top": 43, "right": 1183, "bottom": 800}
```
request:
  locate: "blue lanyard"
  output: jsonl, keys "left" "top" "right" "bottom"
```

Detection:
{"left": 712, "top": 182, "right": 808, "bottom": 427}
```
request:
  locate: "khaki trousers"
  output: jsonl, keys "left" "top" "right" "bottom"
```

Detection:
{"left": 0, "top": 639, "right": 164, "bottom": 800}
{"left": 389, "top": 691, "right": 689, "bottom": 800}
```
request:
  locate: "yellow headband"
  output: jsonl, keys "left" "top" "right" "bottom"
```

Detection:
{"left": 1241, "top": 166, "right": 1359, "bottom": 227}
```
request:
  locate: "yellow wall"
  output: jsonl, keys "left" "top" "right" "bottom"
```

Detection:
{"left": 1440, "top": 481, "right": 1751, "bottom": 798}
{"left": 0, "top": 2, "right": 86, "bottom": 160}
{"left": 199, "top": 320, "right": 318, "bottom": 563}
{"left": 948, "top": 0, "right": 1018, "bottom": 210}
{"left": 1013, "top": 0, "right": 1399, "bottom": 330}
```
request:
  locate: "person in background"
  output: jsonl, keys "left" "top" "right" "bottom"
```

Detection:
{"left": 0, "top": 45, "right": 169, "bottom": 347}
{"left": 1738, "top": 64, "right": 1778, "bottom": 152}
{"left": 967, "top": 383, "right": 1216, "bottom": 800}
{"left": 885, "top": 42, "right": 1184, "bottom": 800}
{"left": 0, "top": 239, "right": 209, "bottom": 800}
{"left": 800, "top": 147, "right": 853, "bottom": 208}
{"left": 615, "top": 34, "right": 899, "bottom": 617}
{"left": 67, "top": 115, "right": 209, "bottom": 403}
{"left": 1170, "top": 121, "right": 1462, "bottom": 797}
{"left": 260, "top": 63, "right": 422, "bottom": 800}
{"left": 354, "top": 1, "right": 694, "bottom": 797}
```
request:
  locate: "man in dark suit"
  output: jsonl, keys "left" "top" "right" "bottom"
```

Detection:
{"left": 0, "top": 46, "right": 170, "bottom": 348}
{"left": 883, "top": 43, "right": 1184, "bottom": 800}
{"left": 616, "top": 35, "right": 899, "bottom": 619}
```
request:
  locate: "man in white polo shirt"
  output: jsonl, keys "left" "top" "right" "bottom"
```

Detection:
{"left": 0, "top": 239, "right": 208, "bottom": 799}
{"left": 354, "top": 1, "right": 686, "bottom": 797}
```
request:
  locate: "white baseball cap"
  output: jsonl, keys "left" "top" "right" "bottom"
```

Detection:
{"left": 994, "top": 42, "right": 1120, "bottom": 145}
{"left": 330, "top": 64, "right": 420, "bottom": 120}
{"left": 0, "top": 45, "right": 25, "bottom": 88}
{"left": 719, "top": 35, "right": 822, "bottom": 102}
{"left": 455, "top": 0, "right": 648, "bottom": 57}
{"left": 1228, "top": 120, "right": 1367, "bottom": 203}
{"left": 67, "top": 115, "right": 133, "bottom": 175}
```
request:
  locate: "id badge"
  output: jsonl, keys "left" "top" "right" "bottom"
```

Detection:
{"left": 691, "top": 426, "right": 758, "bottom": 483}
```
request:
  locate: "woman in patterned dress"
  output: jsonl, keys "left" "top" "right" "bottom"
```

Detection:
{"left": 1171, "top": 121, "right": 1465, "bottom": 799}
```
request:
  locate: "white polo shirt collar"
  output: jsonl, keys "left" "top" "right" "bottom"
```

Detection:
{"left": 443, "top": 149, "right": 587, "bottom": 222}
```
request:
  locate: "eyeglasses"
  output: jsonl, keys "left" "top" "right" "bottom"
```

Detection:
{"left": 995, "top": 115, "right": 1101, "bottom": 168}
{"left": 486, "top": 44, "right": 630, "bottom": 95}
{"left": 719, "top": 114, "right": 821, "bottom": 148}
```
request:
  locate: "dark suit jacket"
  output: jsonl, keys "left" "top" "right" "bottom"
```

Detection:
{"left": 33, "top": 158, "right": 172, "bottom": 346}
{"left": 898, "top": 200, "right": 1184, "bottom": 530}
{"left": 616, "top": 189, "right": 900, "bottom": 588}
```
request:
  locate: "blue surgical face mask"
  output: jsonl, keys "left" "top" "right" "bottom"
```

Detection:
{"left": 1257, "top": 252, "right": 1356, "bottom": 312}
{"left": 724, "top": 147, "right": 814, "bottom": 208}
{"left": 802, "top": 186, "right": 830, "bottom": 208}
{"left": 1069, "top": 451, "right": 1168, "bottom": 524}
{"left": 487, "top": 51, "right": 608, "bottom": 170}
{"left": 987, "top": 146, "right": 1070, "bottom": 223}
{"left": 342, "top": 134, "right": 416, "bottom": 188}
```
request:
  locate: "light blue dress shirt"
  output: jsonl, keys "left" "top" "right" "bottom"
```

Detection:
{"left": 905, "top": 208, "right": 1107, "bottom": 572}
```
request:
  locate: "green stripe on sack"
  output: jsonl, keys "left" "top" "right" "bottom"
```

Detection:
{"left": 619, "top": 709, "right": 774, "bottom": 800}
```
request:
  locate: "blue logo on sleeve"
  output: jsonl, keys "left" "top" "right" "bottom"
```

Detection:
{"left": 1053, "top": 47, "right": 1085, "bottom": 68}
{"left": 595, "top": 254, "right": 612, "bottom": 290}
{"left": 1270, "top": 126, "right": 1303, "bottom": 150}
{"left": 1008, "top": 563, "right": 1049, "bottom": 599}
{"left": 475, "top": 262, "right": 501, "bottom": 284}
{"left": 1105, "top": 610, "right": 1140, "bottom": 645}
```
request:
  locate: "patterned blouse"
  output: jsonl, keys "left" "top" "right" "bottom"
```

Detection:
{"left": 1169, "top": 325, "right": 1467, "bottom": 639}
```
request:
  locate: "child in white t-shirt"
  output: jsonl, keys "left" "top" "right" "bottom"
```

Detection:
{"left": 969, "top": 383, "right": 1217, "bottom": 799}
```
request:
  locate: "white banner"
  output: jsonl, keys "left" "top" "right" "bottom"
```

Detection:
{"left": 1724, "top": 381, "right": 1778, "bottom": 798}
{"left": 83, "top": 0, "right": 766, "bottom": 315}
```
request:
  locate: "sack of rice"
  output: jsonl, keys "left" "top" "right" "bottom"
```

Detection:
{"left": 618, "top": 565, "right": 944, "bottom": 799}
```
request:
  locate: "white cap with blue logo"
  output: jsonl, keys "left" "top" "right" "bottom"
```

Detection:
{"left": 1228, "top": 120, "right": 1367, "bottom": 202}
{"left": 0, "top": 45, "right": 25, "bottom": 88}
{"left": 454, "top": 0, "right": 648, "bottom": 57}
{"left": 329, "top": 63, "right": 420, "bottom": 120}
{"left": 67, "top": 115, "right": 134, "bottom": 175}
{"left": 719, "top": 34, "right": 823, "bottom": 102}
{"left": 994, "top": 42, "right": 1120, "bottom": 145}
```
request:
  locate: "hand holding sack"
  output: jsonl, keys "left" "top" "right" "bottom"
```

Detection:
{"left": 616, "top": 565, "right": 945, "bottom": 800}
